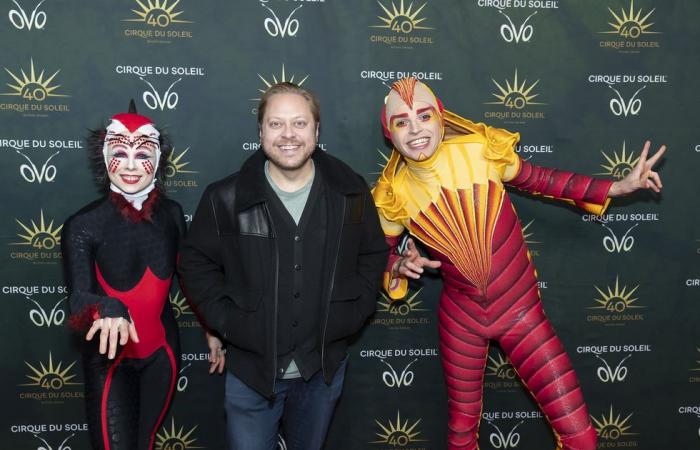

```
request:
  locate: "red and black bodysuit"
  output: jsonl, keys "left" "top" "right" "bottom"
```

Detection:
{"left": 62, "top": 107, "right": 182, "bottom": 450}
{"left": 63, "top": 192, "right": 183, "bottom": 450}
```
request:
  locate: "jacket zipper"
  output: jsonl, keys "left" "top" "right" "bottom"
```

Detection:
{"left": 321, "top": 196, "right": 345, "bottom": 379}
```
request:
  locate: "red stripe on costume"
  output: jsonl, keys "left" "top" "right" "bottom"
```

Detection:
{"left": 101, "top": 352, "right": 127, "bottom": 450}
{"left": 147, "top": 345, "right": 177, "bottom": 450}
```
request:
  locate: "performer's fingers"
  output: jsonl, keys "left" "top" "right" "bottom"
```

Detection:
{"left": 217, "top": 357, "right": 225, "bottom": 374}
{"left": 118, "top": 318, "right": 129, "bottom": 346}
{"left": 648, "top": 171, "right": 662, "bottom": 190}
{"left": 638, "top": 140, "right": 650, "bottom": 166}
{"left": 86, "top": 319, "right": 101, "bottom": 341}
{"left": 398, "top": 264, "right": 421, "bottom": 279}
{"left": 420, "top": 257, "right": 442, "bottom": 269}
{"left": 403, "top": 260, "right": 424, "bottom": 274}
{"left": 646, "top": 144, "right": 666, "bottom": 168}
{"left": 98, "top": 318, "right": 110, "bottom": 355}
{"left": 406, "top": 238, "right": 417, "bottom": 253}
{"left": 128, "top": 322, "right": 140, "bottom": 343}
{"left": 108, "top": 319, "right": 120, "bottom": 359}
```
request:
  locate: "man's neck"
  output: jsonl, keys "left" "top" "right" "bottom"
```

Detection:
{"left": 267, "top": 159, "right": 315, "bottom": 192}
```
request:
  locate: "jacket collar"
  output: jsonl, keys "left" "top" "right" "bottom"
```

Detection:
{"left": 235, "top": 148, "right": 365, "bottom": 211}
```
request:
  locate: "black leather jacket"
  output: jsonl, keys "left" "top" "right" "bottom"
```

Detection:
{"left": 179, "top": 149, "right": 388, "bottom": 397}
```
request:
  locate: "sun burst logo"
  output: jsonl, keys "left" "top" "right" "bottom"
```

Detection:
{"left": 590, "top": 276, "right": 643, "bottom": 313}
{"left": 370, "top": 411, "right": 427, "bottom": 446}
{"left": 485, "top": 69, "right": 544, "bottom": 110}
{"left": 165, "top": 147, "right": 197, "bottom": 178}
{"left": 155, "top": 418, "right": 202, "bottom": 449}
{"left": 690, "top": 347, "right": 700, "bottom": 373}
{"left": 12, "top": 210, "right": 62, "bottom": 250}
{"left": 124, "top": 0, "right": 192, "bottom": 28}
{"left": 591, "top": 406, "right": 638, "bottom": 440}
{"left": 169, "top": 291, "right": 193, "bottom": 319}
{"left": 378, "top": 288, "right": 428, "bottom": 316}
{"left": 372, "top": 149, "right": 391, "bottom": 176}
{"left": 20, "top": 353, "right": 81, "bottom": 390}
{"left": 600, "top": 0, "right": 660, "bottom": 39}
{"left": 2, "top": 58, "right": 68, "bottom": 102}
{"left": 596, "top": 141, "right": 640, "bottom": 180}
{"left": 486, "top": 352, "right": 516, "bottom": 379}
{"left": 370, "top": 0, "right": 433, "bottom": 34}
{"left": 250, "top": 64, "right": 309, "bottom": 103}
{"left": 521, "top": 219, "right": 540, "bottom": 245}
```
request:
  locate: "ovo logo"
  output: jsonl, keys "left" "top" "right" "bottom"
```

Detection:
{"left": 20, "top": 352, "right": 81, "bottom": 390}
{"left": 596, "top": 141, "right": 640, "bottom": 180}
{"left": 123, "top": 0, "right": 192, "bottom": 28}
{"left": 591, "top": 276, "right": 643, "bottom": 313}
{"left": 594, "top": 353, "right": 632, "bottom": 383}
{"left": 378, "top": 288, "right": 427, "bottom": 316}
{"left": 140, "top": 77, "right": 181, "bottom": 111}
{"left": 261, "top": 2, "right": 302, "bottom": 38}
{"left": 370, "top": 411, "right": 427, "bottom": 446}
{"left": 32, "top": 433, "right": 75, "bottom": 450}
{"left": 16, "top": 149, "right": 60, "bottom": 183}
{"left": 591, "top": 405, "right": 637, "bottom": 440}
{"left": 486, "top": 352, "right": 516, "bottom": 380}
{"left": 177, "top": 362, "right": 190, "bottom": 392}
{"left": 599, "top": 0, "right": 659, "bottom": 39}
{"left": 608, "top": 84, "right": 646, "bottom": 117}
{"left": 1, "top": 58, "right": 68, "bottom": 102}
{"left": 370, "top": 0, "right": 433, "bottom": 34}
{"left": 27, "top": 295, "right": 66, "bottom": 327}
{"left": 8, "top": 0, "right": 47, "bottom": 30}
{"left": 498, "top": 10, "right": 537, "bottom": 43}
{"left": 486, "top": 420, "right": 523, "bottom": 449}
{"left": 380, "top": 358, "right": 418, "bottom": 388}
{"left": 12, "top": 210, "right": 62, "bottom": 251}
{"left": 601, "top": 223, "right": 638, "bottom": 253}
{"left": 165, "top": 147, "right": 197, "bottom": 179}
{"left": 169, "top": 290, "right": 193, "bottom": 319}
{"left": 485, "top": 69, "right": 544, "bottom": 110}
{"left": 155, "top": 418, "right": 203, "bottom": 450}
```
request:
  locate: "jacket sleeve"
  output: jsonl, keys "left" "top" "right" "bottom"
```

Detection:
{"left": 354, "top": 187, "right": 391, "bottom": 322}
{"left": 506, "top": 159, "right": 613, "bottom": 215}
{"left": 177, "top": 186, "right": 231, "bottom": 336}
{"left": 61, "top": 217, "right": 130, "bottom": 331}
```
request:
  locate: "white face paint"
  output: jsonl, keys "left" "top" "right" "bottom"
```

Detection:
{"left": 103, "top": 120, "right": 161, "bottom": 195}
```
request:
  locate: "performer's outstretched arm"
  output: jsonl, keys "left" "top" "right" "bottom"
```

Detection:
{"left": 506, "top": 140, "right": 665, "bottom": 215}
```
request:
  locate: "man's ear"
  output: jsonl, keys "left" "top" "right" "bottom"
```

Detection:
{"left": 315, "top": 123, "right": 320, "bottom": 141}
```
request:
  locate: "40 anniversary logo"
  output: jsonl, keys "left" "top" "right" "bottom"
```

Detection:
{"left": 155, "top": 417, "right": 202, "bottom": 450}
{"left": 19, "top": 352, "right": 83, "bottom": 401}
{"left": 0, "top": 58, "right": 70, "bottom": 114}
{"left": 598, "top": 0, "right": 661, "bottom": 51}
{"left": 10, "top": 209, "right": 63, "bottom": 263}
{"left": 121, "top": 0, "right": 194, "bottom": 42}
{"left": 595, "top": 141, "right": 639, "bottom": 180}
{"left": 369, "top": 0, "right": 435, "bottom": 48}
{"left": 370, "top": 411, "right": 427, "bottom": 447}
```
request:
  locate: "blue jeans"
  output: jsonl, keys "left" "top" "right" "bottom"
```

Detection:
{"left": 225, "top": 359, "right": 347, "bottom": 450}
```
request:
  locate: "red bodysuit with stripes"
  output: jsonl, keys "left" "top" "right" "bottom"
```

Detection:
{"left": 373, "top": 86, "right": 612, "bottom": 450}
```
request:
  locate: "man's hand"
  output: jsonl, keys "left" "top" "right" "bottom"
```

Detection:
{"left": 206, "top": 331, "right": 226, "bottom": 374}
{"left": 609, "top": 141, "right": 666, "bottom": 197}
{"left": 392, "top": 238, "right": 441, "bottom": 279}
{"left": 86, "top": 317, "right": 139, "bottom": 360}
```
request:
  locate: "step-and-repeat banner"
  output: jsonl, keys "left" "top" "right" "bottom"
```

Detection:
{"left": 1, "top": 1, "right": 698, "bottom": 449}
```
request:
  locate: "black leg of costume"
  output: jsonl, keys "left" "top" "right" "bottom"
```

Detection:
{"left": 82, "top": 345, "right": 177, "bottom": 450}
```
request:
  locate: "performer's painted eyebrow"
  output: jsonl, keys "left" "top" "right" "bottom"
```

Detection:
{"left": 389, "top": 112, "right": 409, "bottom": 122}
{"left": 416, "top": 107, "right": 436, "bottom": 115}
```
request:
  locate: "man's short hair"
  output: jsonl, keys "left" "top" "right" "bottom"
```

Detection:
{"left": 257, "top": 82, "right": 320, "bottom": 127}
